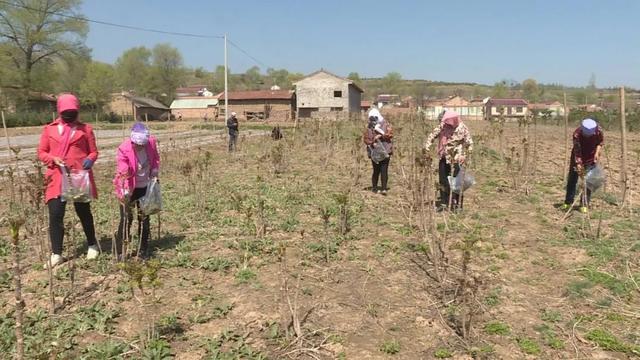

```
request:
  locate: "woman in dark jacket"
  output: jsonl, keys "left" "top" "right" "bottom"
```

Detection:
{"left": 363, "top": 110, "right": 393, "bottom": 195}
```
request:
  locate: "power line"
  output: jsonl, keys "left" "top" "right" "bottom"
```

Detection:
{"left": 228, "top": 39, "right": 268, "bottom": 68}
{"left": 1, "top": 0, "right": 271, "bottom": 69}
{"left": 0, "top": 0, "right": 224, "bottom": 39}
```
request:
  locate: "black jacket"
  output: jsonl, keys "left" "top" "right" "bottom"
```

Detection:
{"left": 227, "top": 116, "right": 239, "bottom": 133}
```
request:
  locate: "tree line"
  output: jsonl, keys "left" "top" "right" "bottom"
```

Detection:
{"left": 0, "top": 0, "right": 635, "bottom": 115}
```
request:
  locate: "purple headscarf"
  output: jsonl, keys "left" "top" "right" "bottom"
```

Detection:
{"left": 130, "top": 122, "right": 150, "bottom": 145}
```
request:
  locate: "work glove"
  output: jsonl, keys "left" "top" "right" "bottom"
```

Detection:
{"left": 82, "top": 159, "right": 94, "bottom": 170}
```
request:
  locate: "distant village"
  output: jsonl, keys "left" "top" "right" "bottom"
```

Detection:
{"left": 11, "top": 69, "right": 638, "bottom": 123}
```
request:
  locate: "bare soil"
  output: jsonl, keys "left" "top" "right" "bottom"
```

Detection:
{"left": 1, "top": 117, "right": 639, "bottom": 359}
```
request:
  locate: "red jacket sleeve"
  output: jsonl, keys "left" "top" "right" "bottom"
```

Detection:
{"left": 85, "top": 125, "right": 99, "bottom": 162}
{"left": 363, "top": 129, "right": 375, "bottom": 146}
{"left": 37, "top": 126, "right": 54, "bottom": 167}
{"left": 572, "top": 129, "right": 583, "bottom": 165}
{"left": 597, "top": 128, "right": 604, "bottom": 146}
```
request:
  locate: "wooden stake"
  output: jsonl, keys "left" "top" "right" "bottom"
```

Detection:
{"left": 563, "top": 92, "right": 569, "bottom": 183}
{"left": 2, "top": 111, "right": 11, "bottom": 153}
{"left": 620, "top": 87, "right": 629, "bottom": 208}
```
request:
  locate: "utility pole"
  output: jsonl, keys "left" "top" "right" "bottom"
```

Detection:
{"left": 563, "top": 92, "right": 569, "bottom": 182}
{"left": 224, "top": 33, "right": 229, "bottom": 123}
{"left": 620, "top": 86, "right": 629, "bottom": 208}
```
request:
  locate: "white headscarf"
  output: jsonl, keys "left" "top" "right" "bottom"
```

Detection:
{"left": 368, "top": 108, "right": 384, "bottom": 124}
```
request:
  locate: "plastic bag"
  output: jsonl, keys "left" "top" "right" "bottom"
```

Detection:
{"left": 369, "top": 140, "right": 389, "bottom": 164}
{"left": 139, "top": 178, "right": 162, "bottom": 215}
{"left": 61, "top": 167, "right": 92, "bottom": 203}
{"left": 448, "top": 168, "right": 475, "bottom": 194}
{"left": 586, "top": 165, "right": 605, "bottom": 192}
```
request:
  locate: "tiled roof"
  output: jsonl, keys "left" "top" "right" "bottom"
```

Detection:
{"left": 126, "top": 95, "right": 169, "bottom": 110}
{"left": 215, "top": 90, "right": 294, "bottom": 101}
{"left": 487, "top": 98, "right": 528, "bottom": 106}
{"left": 170, "top": 97, "right": 219, "bottom": 109}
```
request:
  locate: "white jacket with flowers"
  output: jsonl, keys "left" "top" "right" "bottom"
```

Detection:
{"left": 424, "top": 122, "right": 473, "bottom": 164}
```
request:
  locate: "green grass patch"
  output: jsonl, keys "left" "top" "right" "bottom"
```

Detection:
{"left": 517, "top": 337, "right": 541, "bottom": 355}
{"left": 541, "top": 309, "right": 562, "bottom": 323}
{"left": 379, "top": 339, "right": 401, "bottom": 355}
{"left": 585, "top": 329, "right": 640, "bottom": 354}
{"left": 235, "top": 268, "right": 257, "bottom": 284}
{"left": 534, "top": 324, "right": 564, "bottom": 350}
{"left": 577, "top": 268, "right": 631, "bottom": 297}
{"left": 434, "top": 348, "right": 453, "bottom": 358}
{"left": 484, "top": 321, "right": 510, "bottom": 336}
{"left": 565, "top": 280, "right": 593, "bottom": 298}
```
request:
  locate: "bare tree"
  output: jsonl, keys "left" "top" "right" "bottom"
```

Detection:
{"left": 0, "top": 0, "right": 88, "bottom": 99}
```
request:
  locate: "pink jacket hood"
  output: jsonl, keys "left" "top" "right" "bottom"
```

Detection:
{"left": 57, "top": 94, "right": 80, "bottom": 114}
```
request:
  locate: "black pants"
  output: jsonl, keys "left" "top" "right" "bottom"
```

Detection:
{"left": 371, "top": 158, "right": 390, "bottom": 191}
{"left": 438, "top": 157, "right": 462, "bottom": 208}
{"left": 48, "top": 197, "right": 97, "bottom": 255}
{"left": 564, "top": 161, "right": 592, "bottom": 206}
{"left": 228, "top": 131, "right": 238, "bottom": 152}
{"left": 116, "top": 187, "right": 151, "bottom": 255}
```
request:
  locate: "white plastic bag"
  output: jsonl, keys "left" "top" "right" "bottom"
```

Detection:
{"left": 448, "top": 168, "right": 475, "bottom": 194}
{"left": 61, "top": 167, "right": 92, "bottom": 203}
{"left": 369, "top": 140, "right": 389, "bottom": 164}
{"left": 139, "top": 178, "right": 162, "bottom": 215}
{"left": 586, "top": 165, "right": 605, "bottom": 192}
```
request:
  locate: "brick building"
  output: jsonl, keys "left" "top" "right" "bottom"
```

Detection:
{"left": 294, "top": 70, "right": 363, "bottom": 118}
{"left": 215, "top": 90, "right": 295, "bottom": 121}
{"left": 106, "top": 92, "right": 169, "bottom": 121}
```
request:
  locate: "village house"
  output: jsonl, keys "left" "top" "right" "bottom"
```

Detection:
{"left": 106, "top": 92, "right": 170, "bottom": 121}
{"left": 422, "top": 96, "right": 484, "bottom": 120}
{"left": 528, "top": 100, "right": 565, "bottom": 117}
{"left": 574, "top": 104, "right": 604, "bottom": 112}
{"left": 484, "top": 98, "right": 528, "bottom": 120}
{"left": 0, "top": 87, "right": 57, "bottom": 113}
{"left": 376, "top": 94, "right": 400, "bottom": 108}
{"left": 294, "top": 70, "right": 363, "bottom": 118}
{"left": 361, "top": 100, "right": 372, "bottom": 113}
{"left": 215, "top": 89, "right": 295, "bottom": 121}
{"left": 170, "top": 97, "right": 219, "bottom": 120}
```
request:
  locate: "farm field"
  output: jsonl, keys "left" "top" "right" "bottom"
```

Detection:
{"left": 1, "top": 117, "right": 639, "bottom": 359}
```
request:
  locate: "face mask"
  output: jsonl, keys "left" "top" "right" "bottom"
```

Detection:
{"left": 61, "top": 111, "right": 78, "bottom": 123}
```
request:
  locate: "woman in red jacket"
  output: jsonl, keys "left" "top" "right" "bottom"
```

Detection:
{"left": 37, "top": 94, "right": 99, "bottom": 268}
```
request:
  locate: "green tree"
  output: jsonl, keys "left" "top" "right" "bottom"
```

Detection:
{"left": 115, "top": 46, "right": 152, "bottom": 95}
{"left": 51, "top": 55, "right": 90, "bottom": 94}
{"left": 79, "top": 61, "right": 115, "bottom": 111}
{"left": 266, "top": 68, "right": 290, "bottom": 89}
{"left": 573, "top": 90, "right": 590, "bottom": 105}
{"left": 382, "top": 72, "right": 402, "bottom": 94}
{"left": 492, "top": 81, "right": 508, "bottom": 98}
{"left": 287, "top": 72, "right": 305, "bottom": 86}
{"left": 212, "top": 65, "right": 227, "bottom": 93}
{"left": 522, "top": 78, "right": 539, "bottom": 102}
{"left": 243, "top": 66, "right": 263, "bottom": 90}
{"left": 148, "top": 43, "right": 185, "bottom": 102}
{"left": 0, "top": 0, "right": 88, "bottom": 100}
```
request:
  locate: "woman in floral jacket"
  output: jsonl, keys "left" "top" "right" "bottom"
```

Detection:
{"left": 425, "top": 110, "right": 473, "bottom": 210}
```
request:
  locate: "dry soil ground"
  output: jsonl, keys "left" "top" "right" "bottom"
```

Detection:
{"left": 0, "top": 117, "right": 639, "bottom": 359}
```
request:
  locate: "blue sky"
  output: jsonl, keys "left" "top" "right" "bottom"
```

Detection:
{"left": 82, "top": 0, "right": 640, "bottom": 88}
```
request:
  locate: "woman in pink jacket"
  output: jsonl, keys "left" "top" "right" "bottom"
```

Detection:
{"left": 38, "top": 94, "right": 99, "bottom": 268}
{"left": 113, "top": 122, "right": 160, "bottom": 259}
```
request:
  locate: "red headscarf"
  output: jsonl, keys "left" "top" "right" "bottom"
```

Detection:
{"left": 437, "top": 110, "right": 461, "bottom": 157}
{"left": 56, "top": 94, "right": 81, "bottom": 158}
